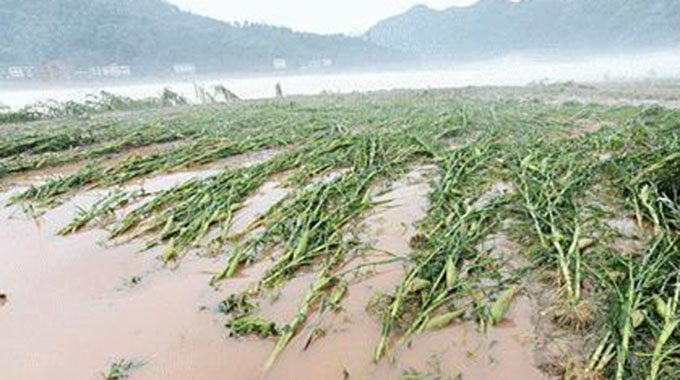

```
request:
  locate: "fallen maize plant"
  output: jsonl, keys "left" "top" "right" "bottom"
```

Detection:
{"left": 3, "top": 86, "right": 680, "bottom": 379}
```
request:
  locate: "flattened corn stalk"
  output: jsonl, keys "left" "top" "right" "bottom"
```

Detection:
{"left": 511, "top": 140, "right": 597, "bottom": 304}
{"left": 12, "top": 135, "right": 286, "bottom": 208}
{"left": 374, "top": 134, "right": 508, "bottom": 361}
{"left": 214, "top": 133, "right": 435, "bottom": 284}
{"left": 5, "top": 89, "right": 680, "bottom": 378}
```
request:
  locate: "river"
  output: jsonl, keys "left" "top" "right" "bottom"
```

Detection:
{"left": 1, "top": 52, "right": 678, "bottom": 109}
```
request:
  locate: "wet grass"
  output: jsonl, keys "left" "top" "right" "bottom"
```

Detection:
{"left": 2, "top": 87, "right": 680, "bottom": 378}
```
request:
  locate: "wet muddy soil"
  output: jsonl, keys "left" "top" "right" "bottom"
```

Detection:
{"left": 0, "top": 167, "right": 555, "bottom": 380}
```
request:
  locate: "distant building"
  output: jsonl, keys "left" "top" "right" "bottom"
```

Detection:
{"left": 0, "top": 62, "right": 72, "bottom": 81}
{"left": 102, "top": 65, "right": 131, "bottom": 77}
{"left": 89, "top": 64, "right": 132, "bottom": 78}
{"left": 7, "top": 66, "right": 36, "bottom": 79}
{"left": 273, "top": 58, "right": 287, "bottom": 70}
{"left": 173, "top": 63, "right": 197, "bottom": 75}
{"left": 38, "top": 60, "right": 71, "bottom": 81}
{"left": 7, "top": 67, "right": 24, "bottom": 78}
{"left": 300, "top": 58, "right": 333, "bottom": 71}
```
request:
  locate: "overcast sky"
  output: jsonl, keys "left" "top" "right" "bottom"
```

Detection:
{"left": 166, "top": 0, "right": 479, "bottom": 35}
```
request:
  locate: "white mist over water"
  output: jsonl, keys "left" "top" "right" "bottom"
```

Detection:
{"left": 1, "top": 52, "right": 679, "bottom": 109}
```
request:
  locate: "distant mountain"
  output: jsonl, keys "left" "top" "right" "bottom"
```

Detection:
{"left": 0, "top": 0, "right": 406, "bottom": 75}
{"left": 367, "top": 0, "right": 680, "bottom": 59}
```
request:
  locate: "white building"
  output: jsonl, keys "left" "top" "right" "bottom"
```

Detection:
{"left": 273, "top": 58, "right": 287, "bottom": 70}
{"left": 102, "top": 65, "right": 131, "bottom": 77}
{"left": 7, "top": 66, "right": 36, "bottom": 79}
{"left": 90, "top": 65, "right": 131, "bottom": 78}
{"left": 173, "top": 63, "right": 197, "bottom": 75}
{"left": 300, "top": 58, "right": 333, "bottom": 71}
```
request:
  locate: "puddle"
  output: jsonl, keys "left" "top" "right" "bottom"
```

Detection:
{"left": 606, "top": 215, "right": 647, "bottom": 239}
{"left": 478, "top": 231, "right": 531, "bottom": 275}
{"left": 125, "top": 169, "right": 223, "bottom": 193}
{"left": 198, "top": 175, "right": 292, "bottom": 253}
{"left": 258, "top": 270, "right": 319, "bottom": 327}
{"left": 229, "top": 180, "right": 290, "bottom": 236}
{"left": 121, "top": 148, "right": 283, "bottom": 194}
{"left": 2, "top": 141, "right": 184, "bottom": 187}
{"left": 3, "top": 161, "right": 89, "bottom": 187}
{"left": 470, "top": 181, "right": 515, "bottom": 211}
{"left": 198, "top": 147, "right": 282, "bottom": 171}
{"left": 351, "top": 167, "right": 435, "bottom": 291}
{"left": 308, "top": 168, "right": 350, "bottom": 186}
{"left": 605, "top": 215, "right": 651, "bottom": 255}
{"left": 392, "top": 295, "right": 546, "bottom": 380}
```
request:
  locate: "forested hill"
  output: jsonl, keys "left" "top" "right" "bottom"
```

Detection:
{"left": 368, "top": 0, "right": 680, "bottom": 59}
{"left": 0, "top": 0, "right": 406, "bottom": 74}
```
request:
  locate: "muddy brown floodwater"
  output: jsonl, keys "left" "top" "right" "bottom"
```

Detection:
{"left": 0, "top": 166, "right": 551, "bottom": 380}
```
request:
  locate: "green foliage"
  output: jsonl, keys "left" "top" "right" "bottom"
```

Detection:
{"left": 225, "top": 316, "right": 279, "bottom": 339}
{"left": 0, "top": 0, "right": 404, "bottom": 73}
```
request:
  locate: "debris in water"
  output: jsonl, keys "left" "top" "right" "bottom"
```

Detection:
{"left": 225, "top": 315, "right": 279, "bottom": 339}
{"left": 101, "top": 359, "right": 145, "bottom": 380}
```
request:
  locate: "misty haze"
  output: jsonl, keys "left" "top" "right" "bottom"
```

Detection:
{"left": 1, "top": 1, "right": 680, "bottom": 380}
{"left": 1, "top": 0, "right": 679, "bottom": 106}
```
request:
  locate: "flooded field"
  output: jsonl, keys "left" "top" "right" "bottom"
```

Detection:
{"left": 1, "top": 83, "right": 680, "bottom": 380}
{"left": 0, "top": 167, "right": 549, "bottom": 380}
